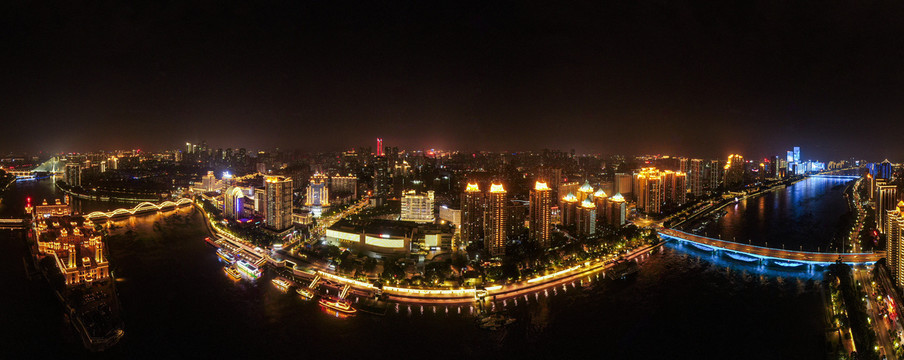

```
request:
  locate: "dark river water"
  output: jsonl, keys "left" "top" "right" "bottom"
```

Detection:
{"left": 0, "top": 178, "right": 840, "bottom": 359}
{"left": 690, "top": 177, "right": 855, "bottom": 252}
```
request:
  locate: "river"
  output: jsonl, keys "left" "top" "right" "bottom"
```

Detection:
{"left": 0, "top": 178, "right": 837, "bottom": 359}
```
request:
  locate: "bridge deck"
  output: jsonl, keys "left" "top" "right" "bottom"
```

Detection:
{"left": 659, "top": 228, "right": 883, "bottom": 264}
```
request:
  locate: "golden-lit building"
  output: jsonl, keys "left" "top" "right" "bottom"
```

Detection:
{"left": 887, "top": 201, "right": 904, "bottom": 287}
{"left": 305, "top": 173, "right": 330, "bottom": 207}
{"left": 561, "top": 192, "right": 579, "bottom": 227}
{"left": 877, "top": 181, "right": 898, "bottom": 234}
{"left": 33, "top": 201, "right": 108, "bottom": 286}
{"left": 607, "top": 193, "right": 627, "bottom": 226}
{"left": 577, "top": 181, "right": 594, "bottom": 203}
{"left": 529, "top": 181, "right": 552, "bottom": 247}
{"left": 460, "top": 182, "right": 484, "bottom": 248}
{"left": 723, "top": 154, "right": 745, "bottom": 189}
{"left": 265, "top": 176, "right": 294, "bottom": 231}
{"left": 576, "top": 198, "right": 596, "bottom": 237}
{"left": 485, "top": 183, "right": 508, "bottom": 257}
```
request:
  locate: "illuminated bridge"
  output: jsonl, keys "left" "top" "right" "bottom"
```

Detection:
{"left": 85, "top": 198, "right": 193, "bottom": 220}
{"left": 808, "top": 174, "right": 860, "bottom": 180}
{"left": 659, "top": 228, "right": 883, "bottom": 265}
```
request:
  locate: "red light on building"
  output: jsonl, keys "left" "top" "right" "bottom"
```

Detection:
{"left": 376, "top": 138, "right": 384, "bottom": 157}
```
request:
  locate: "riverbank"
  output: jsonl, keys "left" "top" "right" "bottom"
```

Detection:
{"left": 195, "top": 200, "right": 664, "bottom": 303}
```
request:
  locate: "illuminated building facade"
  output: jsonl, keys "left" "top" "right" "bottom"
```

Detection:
{"left": 65, "top": 163, "right": 82, "bottom": 187}
{"left": 577, "top": 181, "right": 594, "bottom": 203}
{"left": 723, "top": 154, "right": 745, "bottom": 189}
{"left": 265, "top": 176, "right": 293, "bottom": 231}
{"left": 888, "top": 202, "right": 904, "bottom": 288}
{"left": 576, "top": 199, "right": 596, "bottom": 237}
{"left": 607, "top": 193, "right": 627, "bottom": 226}
{"left": 201, "top": 171, "right": 217, "bottom": 192}
{"left": 706, "top": 160, "right": 722, "bottom": 191}
{"left": 877, "top": 181, "right": 897, "bottom": 234}
{"left": 689, "top": 159, "right": 704, "bottom": 197}
{"left": 330, "top": 174, "right": 358, "bottom": 198}
{"left": 32, "top": 202, "right": 109, "bottom": 286}
{"left": 400, "top": 189, "right": 435, "bottom": 223}
{"left": 614, "top": 173, "right": 632, "bottom": 198}
{"left": 485, "top": 183, "right": 507, "bottom": 257}
{"left": 224, "top": 186, "right": 249, "bottom": 219}
{"left": 373, "top": 155, "right": 391, "bottom": 206}
{"left": 558, "top": 181, "right": 580, "bottom": 209}
{"left": 460, "top": 182, "right": 484, "bottom": 247}
{"left": 529, "top": 181, "right": 552, "bottom": 247}
{"left": 305, "top": 173, "right": 330, "bottom": 207}
{"left": 561, "top": 192, "right": 578, "bottom": 227}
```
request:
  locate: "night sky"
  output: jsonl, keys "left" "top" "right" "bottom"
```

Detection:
{"left": 3, "top": 1, "right": 904, "bottom": 160}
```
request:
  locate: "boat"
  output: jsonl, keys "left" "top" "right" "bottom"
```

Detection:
{"left": 318, "top": 297, "right": 357, "bottom": 314}
{"left": 224, "top": 266, "right": 241, "bottom": 281}
{"left": 272, "top": 278, "right": 291, "bottom": 292}
{"left": 235, "top": 260, "right": 261, "bottom": 280}
{"left": 204, "top": 237, "right": 218, "bottom": 247}
{"left": 476, "top": 313, "right": 516, "bottom": 330}
{"left": 296, "top": 288, "right": 315, "bottom": 300}
{"left": 610, "top": 259, "right": 639, "bottom": 279}
{"left": 216, "top": 249, "right": 235, "bottom": 264}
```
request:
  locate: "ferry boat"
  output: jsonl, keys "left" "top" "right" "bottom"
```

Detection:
{"left": 217, "top": 249, "right": 235, "bottom": 264}
{"left": 318, "top": 297, "right": 357, "bottom": 314}
{"left": 296, "top": 288, "right": 315, "bottom": 300}
{"left": 224, "top": 266, "right": 241, "bottom": 281}
{"left": 204, "top": 237, "right": 218, "bottom": 247}
{"left": 271, "top": 278, "right": 291, "bottom": 292}
{"left": 235, "top": 260, "right": 261, "bottom": 280}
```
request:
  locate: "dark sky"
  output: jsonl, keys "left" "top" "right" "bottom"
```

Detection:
{"left": 3, "top": 1, "right": 904, "bottom": 160}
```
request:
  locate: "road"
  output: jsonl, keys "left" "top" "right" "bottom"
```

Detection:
{"left": 854, "top": 267, "right": 898, "bottom": 360}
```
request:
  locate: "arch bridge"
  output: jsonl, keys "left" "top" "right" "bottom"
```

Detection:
{"left": 85, "top": 198, "right": 193, "bottom": 220}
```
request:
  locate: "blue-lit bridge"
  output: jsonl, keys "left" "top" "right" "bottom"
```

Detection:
{"left": 659, "top": 228, "right": 883, "bottom": 265}
{"left": 808, "top": 174, "right": 860, "bottom": 180}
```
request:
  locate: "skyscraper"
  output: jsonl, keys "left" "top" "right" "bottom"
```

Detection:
{"left": 614, "top": 173, "right": 633, "bottom": 198}
{"left": 722, "top": 154, "right": 745, "bottom": 189}
{"left": 376, "top": 138, "right": 384, "bottom": 157}
{"left": 689, "top": 159, "right": 703, "bottom": 197}
{"left": 706, "top": 160, "right": 722, "bottom": 191}
{"left": 265, "top": 176, "right": 293, "bottom": 232}
{"left": 561, "top": 192, "right": 578, "bottom": 226}
{"left": 887, "top": 201, "right": 904, "bottom": 287}
{"left": 576, "top": 198, "right": 596, "bottom": 237}
{"left": 460, "top": 182, "right": 484, "bottom": 247}
{"left": 373, "top": 155, "right": 391, "bottom": 206}
{"left": 530, "top": 181, "right": 552, "bottom": 247}
{"left": 65, "top": 163, "right": 82, "bottom": 187}
{"left": 877, "top": 181, "right": 897, "bottom": 234}
{"left": 485, "top": 183, "right": 508, "bottom": 257}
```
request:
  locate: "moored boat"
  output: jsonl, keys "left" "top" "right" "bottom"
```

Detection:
{"left": 318, "top": 297, "right": 357, "bottom": 314}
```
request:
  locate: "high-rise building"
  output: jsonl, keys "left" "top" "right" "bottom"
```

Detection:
{"left": 887, "top": 201, "right": 904, "bottom": 287}
{"left": 373, "top": 155, "right": 391, "bottom": 206}
{"left": 460, "top": 183, "right": 484, "bottom": 247}
{"left": 265, "top": 176, "right": 293, "bottom": 231}
{"left": 576, "top": 199, "right": 596, "bottom": 237}
{"left": 537, "top": 166, "right": 563, "bottom": 197}
{"left": 400, "top": 190, "right": 435, "bottom": 223}
{"left": 65, "top": 163, "right": 82, "bottom": 187}
{"left": 376, "top": 138, "right": 384, "bottom": 157}
{"left": 485, "top": 183, "right": 508, "bottom": 257}
{"left": 614, "top": 173, "right": 633, "bottom": 198}
{"left": 561, "top": 192, "right": 578, "bottom": 226}
{"left": 577, "top": 181, "right": 594, "bottom": 203}
{"left": 877, "top": 181, "right": 898, "bottom": 234}
{"left": 330, "top": 174, "right": 358, "bottom": 198}
{"left": 793, "top": 147, "right": 800, "bottom": 163}
{"left": 674, "top": 171, "right": 687, "bottom": 205}
{"left": 634, "top": 168, "right": 663, "bottom": 213}
{"left": 706, "top": 160, "right": 722, "bottom": 191}
{"left": 722, "top": 154, "right": 745, "bottom": 189}
{"left": 689, "top": 159, "right": 704, "bottom": 197}
{"left": 202, "top": 171, "right": 216, "bottom": 192}
{"left": 305, "top": 173, "right": 330, "bottom": 207}
{"left": 529, "top": 181, "right": 552, "bottom": 247}
{"left": 607, "top": 193, "right": 627, "bottom": 226}
{"left": 224, "top": 186, "right": 247, "bottom": 219}
{"left": 878, "top": 159, "right": 894, "bottom": 180}
{"left": 558, "top": 181, "right": 580, "bottom": 208}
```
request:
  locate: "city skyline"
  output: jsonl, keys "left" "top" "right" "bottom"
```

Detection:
{"left": 4, "top": 2, "right": 904, "bottom": 160}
